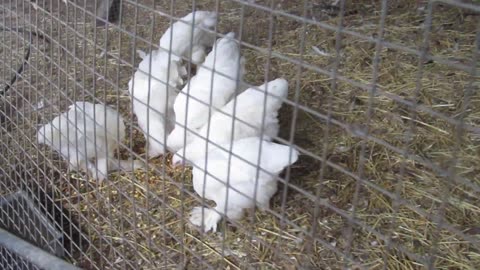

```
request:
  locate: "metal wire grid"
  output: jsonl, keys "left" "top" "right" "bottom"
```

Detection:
{"left": 0, "top": 0, "right": 478, "bottom": 269}
{"left": 0, "top": 245, "right": 42, "bottom": 270}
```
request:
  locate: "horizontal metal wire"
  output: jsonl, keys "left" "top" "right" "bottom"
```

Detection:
{"left": 17, "top": 0, "right": 480, "bottom": 137}
{"left": 3, "top": 37, "right": 478, "bottom": 200}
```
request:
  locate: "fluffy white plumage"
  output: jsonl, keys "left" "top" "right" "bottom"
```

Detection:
{"left": 167, "top": 32, "right": 245, "bottom": 151}
{"left": 129, "top": 11, "right": 217, "bottom": 157}
{"left": 188, "top": 137, "right": 299, "bottom": 232}
{"left": 160, "top": 11, "right": 217, "bottom": 64}
{"left": 172, "top": 78, "right": 288, "bottom": 165}
{"left": 37, "top": 102, "right": 142, "bottom": 182}
{"left": 129, "top": 54, "right": 184, "bottom": 157}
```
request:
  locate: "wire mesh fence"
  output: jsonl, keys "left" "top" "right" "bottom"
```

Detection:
{"left": 0, "top": 0, "right": 479, "bottom": 269}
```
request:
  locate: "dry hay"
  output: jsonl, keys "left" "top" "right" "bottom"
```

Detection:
{"left": 0, "top": 0, "right": 479, "bottom": 269}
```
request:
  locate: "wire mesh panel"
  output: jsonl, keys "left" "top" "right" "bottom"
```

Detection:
{"left": 0, "top": 0, "right": 479, "bottom": 269}
{"left": 0, "top": 191, "right": 65, "bottom": 257}
{"left": 0, "top": 245, "right": 42, "bottom": 270}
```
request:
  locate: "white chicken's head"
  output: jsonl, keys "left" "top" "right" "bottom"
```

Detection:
{"left": 129, "top": 54, "right": 186, "bottom": 95}
{"left": 191, "top": 11, "right": 217, "bottom": 28}
{"left": 181, "top": 11, "right": 217, "bottom": 36}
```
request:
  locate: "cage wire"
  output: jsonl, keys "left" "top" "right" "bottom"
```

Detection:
{"left": 0, "top": 0, "right": 479, "bottom": 269}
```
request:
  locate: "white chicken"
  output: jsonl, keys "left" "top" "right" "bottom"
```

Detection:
{"left": 129, "top": 11, "right": 217, "bottom": 157}
{"left": 129, "top": 53, "right": 185, "bottom": 157}
{"left": 188, "top": 137, "right": 299, "bottom": 232}
{"left": 172, "top": 78, "right": 288, "bottom": 165}
{"left": 160, "top": 11, "right": 217, "bottom": 64}
{"left": 167, "top": 32, "right": 245, "bottom": 151}
{"left": 37, "top": 102, "right": 142, "bottom": 182}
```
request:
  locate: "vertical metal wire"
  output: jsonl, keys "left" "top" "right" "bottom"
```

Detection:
{"left": 11, "top": 0, "right": 22, "bottom": 242}
{"left": 65, "top": 0, "right": 78, "bottom": 260}
{"left": 178, "top": 1, "right": 195, "bottom": 266}
{"left": 386, "top": 0, "right": 435, "bottom": 267}
{"left": 113, "top": 0, "right": 127, "bottom": 268}
{"left": 427, "top": 15, "right": 480, "bottom": 270}
{"left": 129, "top": 0, "right": 151, "bottom": 266}
{"left": 99, "top": 6, "right": 119, "bottom": 263}
{"left": 212, "top": 2, "right": 255, "bottom": 267}
{"left": 246, "top": 2, "right": 277, "bottom": 265}
{"left": 1, "top": 2, "right": 6, "bottom": 92}
{"left": 163, "top": 2, "right": 176, "bottom": 267}
{"left": 79, "top": 0, "right": 94, "bottom": 265}
{"left": 195, "top": 1, "right": 222, "bottom": 268}
{"left": 143, "top": 0, "right": 155, "bottom": 265}
{"left": 28, "top": 0, "right": 47, "bottom": 255}
{"left": 309, "top": 0, "right": 346, "bottom": 258}
{"left": 101, "top": 1, "right": 123, "bottom": 264}
{"left": 160, "top": 1, "right": 174, "bottom": 267}
{"left": 65, "top": 0, "right": 75, "bottom": 258}
{"left": 273, "top": 0, "right": 307, "bottom": 265}
{"left": 16, "top": 0, "right": 26, "bottom": 242}
{"left": 343, "top": 0, "right": 389, "bottom": 266}
{"left": 91, "top": 0, "right": 110, "bottom": 267}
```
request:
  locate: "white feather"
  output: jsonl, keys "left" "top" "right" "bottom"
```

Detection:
{"left": 167, "top": 32, "right": 244, "bottom": 151}
{"left": 189, "top": 137, "right": 299, "bottom": 232}
{"left": 173, "top": 78, "right": 288, "bottom": 165}
{"left": 160, "top": 11, "right": 217, "bottom": 64}
{"left": 129, "top": 51, "right": 184, "bottom": 157}
{"left": 129, "top": 11, "right": 217, "bottom": 158}
{"left": 136, "top": 49, "right": 147, "bottom": 60}
{"left": 37, "top": 102, "right": 142, "bottom": 182}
